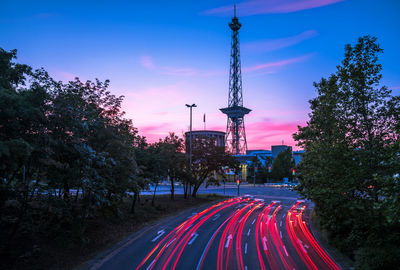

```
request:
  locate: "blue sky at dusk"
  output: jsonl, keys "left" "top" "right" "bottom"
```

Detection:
{"left": 1, "top": 0, "right": 399, "bottom": 150}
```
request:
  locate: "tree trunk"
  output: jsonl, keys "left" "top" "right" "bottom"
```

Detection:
{"left": 192, "top": 184, "right": 200, "bottom": 198}
{"left": 131, "top": 192, "right": 137, "bottom": 214}
{"left": 170, "top": 178, "right": 175, "bottom": 200}
{"left": 183, "top": 181, "right": 188, "bottom": 199}
{"left": 75, "top": 186, "right": 80, "bottom": 202}
{"left": 151, "top": 182, "right": 158, "bottom": 206}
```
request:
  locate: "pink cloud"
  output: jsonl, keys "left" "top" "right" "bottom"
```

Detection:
{"left": 243, "top": 54, "right": 313, "bottom": 73}
{"left": 140, "top": 56, "right": 155, "bottom": 69}
{"left": 247, "top": 119, "right": 301, "bottom": 133}
{"left": 139, "top": 123, "right": 170, "bottom": 133}
{"left": 135, "top": 118, "right": 305, "bottom": 149}
{"left": 139, "top": 55, "right": 198, "bottom": 76}
{"left": 197, "top": 119, "right": 305, "bottom": 150}
{"left": 203, "top": 0, "right": 344, "bottom": 16}
{"left": 391, "top": 86, "right": 400, "bottom": 90}
{"left": 243, "top": 30, "right": 318, "bottom": 52}
{"left": 137, "top": 123, "right": 172, "bottom": 142}
{"left": 244, "top": 118, "right": 305, "bottom": 150}
{"left": 139, "top": 55, "right": 225, "bottom": 77}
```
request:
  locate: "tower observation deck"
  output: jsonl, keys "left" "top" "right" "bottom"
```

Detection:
{"left": 220, "top": 6, "right": 251, "bottom": 155}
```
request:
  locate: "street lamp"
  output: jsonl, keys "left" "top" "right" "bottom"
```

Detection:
{"left": 186, "top": 103, "right": 197, "bottom": 197}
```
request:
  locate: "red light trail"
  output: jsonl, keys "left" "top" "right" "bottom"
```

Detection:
{"left": 136, "top": 198, "right": 341, "bottom": 270}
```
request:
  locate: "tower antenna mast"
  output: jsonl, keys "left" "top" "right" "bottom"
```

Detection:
{"left": 220, "top": 5, "right": 251, "bottom": 155}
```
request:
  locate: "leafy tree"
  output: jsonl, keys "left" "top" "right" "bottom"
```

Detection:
{"left": 248, "top": 156, "right": 270, "bottom": 184}
{"left": 270, "top": 148, "right": 295, "bottom": 181}
{"left": 293, "top": 36, "right": 400, "bottom": 267}
{"left": 0, "top": 48, "right": 143, "bottom": 266}
{"left": 190, "top": 136, "right": 239, "bottom": 197}
{"left": 158, "top": 133, "right": 185, "bottom": 200}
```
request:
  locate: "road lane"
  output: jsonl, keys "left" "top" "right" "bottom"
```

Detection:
{"left": 86, "top": 195, "right": 342, "bottom": 270}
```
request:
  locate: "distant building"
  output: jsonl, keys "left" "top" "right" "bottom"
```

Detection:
{"left": 271, "top": 145, "right": 292, "bottom": 159}
{"left": 293, "top": 150, "right": 305, "bottom": 165}
{"left": 235, "top": 145, "right": 304, "bottom": 182}
{"left": 184, "top": 130, "right": 225, "bottom": 147}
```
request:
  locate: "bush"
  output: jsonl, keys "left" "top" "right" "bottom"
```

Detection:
{"left": 354, "top": 246, "right": 400, "bottom": 270}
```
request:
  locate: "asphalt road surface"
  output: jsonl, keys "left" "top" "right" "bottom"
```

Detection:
{"left": 85, "top": 187, "right": 342, "bottom": 270}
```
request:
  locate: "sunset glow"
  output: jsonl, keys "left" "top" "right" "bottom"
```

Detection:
{"left": 1, "top": 0, "right": 399, "bottom": 150}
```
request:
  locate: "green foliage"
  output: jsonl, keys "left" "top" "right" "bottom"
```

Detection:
{"left": 293, "top": 36, "right": 400, "bottom": 267}
{"left": 158, "top": 133, "right": 186, "bottom": 200}
{"left": 271, "top": 148, "right": 295, "bottom": 181}
{"left": 354, "top": 246, "right": 400, "bottom": 270}
{"left": 190, "top": 136, "right": 239, "bottom": 197}
{"left": 248, "top": 156, "right": 271, "bottom": 183}
{"left": 0, "top": 48, "right": 142, "bottom": 268}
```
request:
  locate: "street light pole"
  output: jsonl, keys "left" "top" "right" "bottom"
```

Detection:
{"left": 186, "top": 103, "right": 196, "bottom": 198}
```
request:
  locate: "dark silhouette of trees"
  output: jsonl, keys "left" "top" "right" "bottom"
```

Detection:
{"left": 294, "top": 36, "right": 400, "bottom": 269}
{"left": 0, "top": 48, "right": 141, "bottom": 264}
{"left": 190, "top": 136, "right": 239, "bottom": 197}
{"left": 270, "top": 148, "right": 295, "bottom": 181}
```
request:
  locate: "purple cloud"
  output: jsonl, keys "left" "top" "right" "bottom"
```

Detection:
{"left": 140, "top": 56, "right": 155, "bottom": 70}
{"left": 243, "top": 53, "right": 314, "bottom": 73}
{"left": 139, "top": 55, "right": 226, "bottom": 77}
{"left": 246, "top": 118, "right": 305, "bottom": 149}
{"left": 203, "top": 0, "right": 344, "bottom": 16}
{"left": 243, "top": 30, "right": 318, "bottom": 52}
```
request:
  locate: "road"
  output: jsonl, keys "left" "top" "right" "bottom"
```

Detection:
{"left": 85, "top": 187, "right": 342, "bottom": 270}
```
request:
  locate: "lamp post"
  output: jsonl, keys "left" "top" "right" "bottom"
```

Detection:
{"left": 186, "top": 103, "right": 196, "bottom": 198}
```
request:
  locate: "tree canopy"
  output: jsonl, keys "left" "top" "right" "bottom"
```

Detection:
{"left": 189, "top": 136, "right": 239, "bottom": 197}
{"left": 293, "top": 36, "right": 400, "bottom": 269}
{"left": 0, "top": 48, "right": 195, "bottom": 268}
{"left": 270, "top": 148, "right": 295, "bottom": 181}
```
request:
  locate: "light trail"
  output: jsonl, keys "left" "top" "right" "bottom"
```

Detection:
{"left": 296, "top": 206, "right": 340, "bottom": 270}
{"left": 137, "top": 198, "right": 340, "bottom": 270}
{"left": 286, "top": 202, "right": 318, "bottom": 270}
{"left": 166, "top": 199, "right": 247, "bottom": 270}
{"left": 266, "top": 205, "right": 296, "bottom": 270}
{"left": 196, "top": 208, "right": 239, "bottom": 270}
{"left": 262, "top": 204, "right": 285, "bottom": 269}
{"left": 255, "top": 203, "right": 274, "bottom": 270}
{"left": 135, "top": 198, "right": 242, "bottom": 270}
{"left": 235, "top": 203, "right": 262, "bottom": 270}
{"left": 217, "top": 202, "right": 255, "bottom": 270}
{"left": 286, "top": 202, "right": 340, "bottom": 270}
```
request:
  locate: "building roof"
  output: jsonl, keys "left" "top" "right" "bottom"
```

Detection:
{"left": 184, "top": 130, "right": 225, "bottom": 136}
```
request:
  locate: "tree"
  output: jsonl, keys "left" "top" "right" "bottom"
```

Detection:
{"left": 270, "top": 148, "right": 295, "bottom": 181}
{"left": 293, "top": 36, "right": 400, "bottom": 267}
{"left": 158, "top": 133, "right": 185, "bottom": 200}
{"left": 248, "top": 156, "right": 271, "bottom": 184}
{"left": 0, "top": 48, "right": 143, "bottom": 264}
{"left": 190, "top": 136, "right": 239, "bottom": 197}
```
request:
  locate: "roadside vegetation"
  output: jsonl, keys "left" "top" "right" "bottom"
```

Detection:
{"left": 0, "top": 48, "right": 238, "bottom": 269}
{"left": 294, "top": 36, "right": 400, "bottom": 269}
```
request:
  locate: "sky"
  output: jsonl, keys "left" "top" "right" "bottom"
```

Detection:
{"left": 1, "top": 0, "right": 400, "bottom": 150}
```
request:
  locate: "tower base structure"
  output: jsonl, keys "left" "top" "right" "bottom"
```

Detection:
{"left": 220, "top": 105, "right": 251, "bottom": 155}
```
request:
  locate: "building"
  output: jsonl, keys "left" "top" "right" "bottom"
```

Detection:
{"left": 235, "top": 146, "right": 305, "bottom": 182}
{"left": 184, "top": 130, "right": 226, "bottom": 147}
{"left": 271, "top": 145, "right": 292, "bottom": 159}
{"left": 293, "top": 150, "right": 305, "bottom": 165}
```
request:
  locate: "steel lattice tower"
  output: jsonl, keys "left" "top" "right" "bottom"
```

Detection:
{"left": 220, "top": 6, "right": 251, "bottom": 155}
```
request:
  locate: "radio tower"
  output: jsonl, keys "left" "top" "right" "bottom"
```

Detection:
{"left": 220, "top": 5, "right": 251, "bottom": 155}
